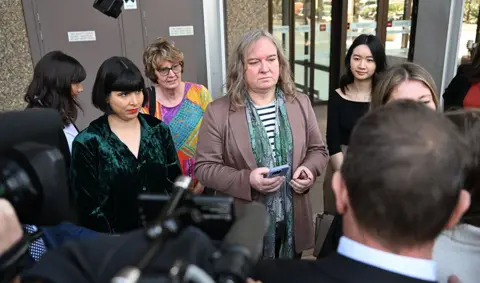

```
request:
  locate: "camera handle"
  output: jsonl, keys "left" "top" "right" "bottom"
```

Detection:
{"left": 111, "top": 207, "right": 203, "bottom": 283}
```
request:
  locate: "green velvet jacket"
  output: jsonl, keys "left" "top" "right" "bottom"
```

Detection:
{"left": 70, "top": 114, "right": 181, "bottom": 233}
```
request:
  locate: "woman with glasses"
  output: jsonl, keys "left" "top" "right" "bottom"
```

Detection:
{"left": 142, "top": 37, "right": 212, "bottom": 195}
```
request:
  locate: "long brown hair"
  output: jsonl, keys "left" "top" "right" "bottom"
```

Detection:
{"left": 226, "top": 30, "right": 296, "bottom": 108}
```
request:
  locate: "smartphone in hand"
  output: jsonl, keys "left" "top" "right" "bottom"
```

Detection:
{"left": 265, "top": 164, "right": 290, "bottom": 178}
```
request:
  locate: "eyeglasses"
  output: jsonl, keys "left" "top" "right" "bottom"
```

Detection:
{"left": 157, "top": 64, "right": 182, "bottom": 76}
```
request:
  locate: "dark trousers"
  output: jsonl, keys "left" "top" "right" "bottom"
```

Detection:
{"left": 317, "top": 214, "right": 342, "bottom": 259}
{"left": 275, "top": 221, "right": 302, "bottom": 259}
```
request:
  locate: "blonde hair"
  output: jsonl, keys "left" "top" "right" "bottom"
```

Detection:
{"left": 143, "top": 37, "right": 184, "bottom": 83}
{"left": 226, "top": 29, "right": 296, "bottom": 108}
{"left": 371, "top": 62, "right": 439, "bottom": 110}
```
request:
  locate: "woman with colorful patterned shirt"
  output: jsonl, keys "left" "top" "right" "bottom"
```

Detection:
{"left": 142, "top": 38, "right": 212, "bottom": 194}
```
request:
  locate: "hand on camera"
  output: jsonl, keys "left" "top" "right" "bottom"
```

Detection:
{"left": 250, "top": 167, "right": 284, "bottom": 194}
{"left": 0, "top": 199, "right": 23, "bottom": 255}
{"left": 290, "top": 166, "right": 314, "bottom": 194}
{"left": 190, "top": 182, "right": 205, "bottom": 195}
{"left": 448, "top": 275, "right": 462, "bottom": 283}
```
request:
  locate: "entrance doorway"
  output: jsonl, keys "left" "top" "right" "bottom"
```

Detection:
{"left": 268, "top": 0, "right": 417, "bottom": 103}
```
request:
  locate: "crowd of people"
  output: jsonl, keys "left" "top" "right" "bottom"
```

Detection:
{"left": 1, "top": 28, "right": 479, "bottom": 283}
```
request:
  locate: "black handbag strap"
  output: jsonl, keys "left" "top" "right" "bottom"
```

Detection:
{"left": 147, "top": 86, "right": 156, "bottom": 117}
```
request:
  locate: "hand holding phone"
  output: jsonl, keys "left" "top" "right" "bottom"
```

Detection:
{"left": 250, "top": 167, "right": 283, "bottom": 194}
{"left": 265, "top": 164, "right": 290, "bottom": 178}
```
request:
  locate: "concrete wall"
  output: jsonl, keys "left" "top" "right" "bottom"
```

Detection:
{"left": 225, "top": 0, "right": 269, "bottom": 60}
{"left": 413, "top": 0, "right": 464, "bottom": 104}
{"left": 0, "top": 0, "right": 33, "bottom": 111}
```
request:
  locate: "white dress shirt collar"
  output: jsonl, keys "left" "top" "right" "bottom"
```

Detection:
{"left": 337, "top": 236, "right": 437, "bottom": 281}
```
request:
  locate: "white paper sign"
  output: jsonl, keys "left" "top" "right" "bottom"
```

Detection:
{"left": 169, "top": 26, "right": 194, "bottom": 37}
{"left": 124, "top": 0, "right": 137, "bottom": 10}
{"left": 68, "top": 31, "right": 96, "bottom": 42}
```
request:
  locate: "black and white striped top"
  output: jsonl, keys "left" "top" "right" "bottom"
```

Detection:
{"left": 255, "top": 102, "right": 284, "bottom": 222}
{"left": 254, "top": 102, "right": 276, "bottom": 153}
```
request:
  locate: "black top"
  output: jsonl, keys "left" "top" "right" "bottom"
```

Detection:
{"left": 253, "top": 253, "right": 437, "bottom": 283}
{"left": 326, "top": 90, "right": 370, "bottom": 155}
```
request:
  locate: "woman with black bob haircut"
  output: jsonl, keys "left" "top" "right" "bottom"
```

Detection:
{"left": 70, "top": 56, "right": 181, "bottom": 233}
{"left": 24, "top": 50, "right": 86, "bottom": 152}
{"left": 323, "top": 34, "right": 387, "bottom": 215}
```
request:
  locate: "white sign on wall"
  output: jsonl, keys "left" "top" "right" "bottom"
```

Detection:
{"left": 124, "top": 0, "right": 137, "bottom": 10}
{"left": 169, "top": 26, "right": 194, "bottom": 37}
{"left": 68, "top": 31, "right": 96, "bottom": 42}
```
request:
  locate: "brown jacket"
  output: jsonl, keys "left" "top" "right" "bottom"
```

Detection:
{"left": 194, "top": 93, "right": 328, "bottom": 253}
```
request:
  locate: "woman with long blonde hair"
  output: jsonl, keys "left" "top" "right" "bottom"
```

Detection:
{"left": 371, "top": 62, "right": 438, "bottom": 110}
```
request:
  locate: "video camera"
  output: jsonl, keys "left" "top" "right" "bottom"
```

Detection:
{"left": 0, "top": 109, "right": 74, "bottom": 226}
{"left": 108, "top": 176, "right": 268, "bottom": 283}
{"left": 0, "top": 109, "right": 74, "bottom": 283}
{"left": 0, "top": 109, "right": 269, "bottom": 283}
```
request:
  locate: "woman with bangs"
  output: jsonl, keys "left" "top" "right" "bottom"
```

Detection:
{"left": 70, "top": 56, "right": 181, "bottom": 233}
{"left": 24, "top": 50, "right": 86, "bottom": 152}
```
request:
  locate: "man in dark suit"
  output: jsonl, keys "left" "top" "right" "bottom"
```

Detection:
{"left": 23, "top": 222, "right": 99, "bottom": 264}
{"left": 253, "top": 100, "right": 472, "bottom": 283}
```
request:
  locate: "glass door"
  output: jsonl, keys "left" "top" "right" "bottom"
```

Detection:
{"left": 385, "top": 0, "right": 413, "bottom": 59}
{"left": 293, "top": 0, "right": 312, "bottom": 98}
{"left": 313, "top": 0, "right": 333, "bottom": 101}
{"left": 346, "top": 0, "right": 378, "bottom": 50}
{"left": 457, "top": 0, "right": 480, "bottom": 66}
{"left": 268, "top": 0, "right": 418, "bottom": 103}
{"left": 272, "top": 0, "right": 291, "bottom": 61}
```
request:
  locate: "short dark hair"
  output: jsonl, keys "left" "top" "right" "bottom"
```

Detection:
{"left": 342, "top": 100, "right": 469, "bottom": 248}
{"left": 340, "top": 34, "right": 387, "bottom": 93}
{"left": 24, "top": 51, "right": 86, "bottom": 127}
{"left": 92, "top": 56, "right": 146, "bottom": 113}
{"left": 445, "top": 109, "right": 480, "bottom": 227}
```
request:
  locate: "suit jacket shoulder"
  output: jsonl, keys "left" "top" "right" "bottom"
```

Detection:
{"left": 41, "top": 222, "right": 100, "bottom": 249}
{"left": 253, "top": 253, "right": 437, "bottom": 283}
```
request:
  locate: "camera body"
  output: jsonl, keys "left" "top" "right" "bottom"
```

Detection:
{"left": 138, "top": 193, "right": 235, "bottom": 242}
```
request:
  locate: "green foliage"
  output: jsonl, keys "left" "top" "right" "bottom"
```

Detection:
{"left": 463, "top": 0, "right": 480, "bottom": 24}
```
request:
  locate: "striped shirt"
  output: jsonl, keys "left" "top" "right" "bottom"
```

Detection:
{"left": 255, "top": 102, "right": 284, "bottom": 223}
{"left": 254, "top": 102, "right": 276, "bottom": 153}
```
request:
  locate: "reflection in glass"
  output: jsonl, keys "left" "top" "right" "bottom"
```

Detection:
{"left": 457, "top": 0, "right": 480, "bottom": 66}
{"left": 313, "top": 0, "right": 332, "bottom": 101}
{"left": 271, "top": 0, "right": 332, "bottom": 102}
{"left": 272, "top": 0, "right": 290, "bottom": 59}
{"left": 385, "top": 0, "right": 413, "bottom": 58}
{"left": 346, "top": 0, "right": 377, "bottom": 50}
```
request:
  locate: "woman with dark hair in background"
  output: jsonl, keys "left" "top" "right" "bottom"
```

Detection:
{"left": 24, "top": 50, "right": 86, "bottom": 152}
{"left": 317, "top": 34, "right": 386, "bottom": 260}
{"left": 443, "top": 45, "right": 480, "bottom": 111}
{"left": 323, "top": 34, "right": 387, "bottom": 214}
{"left": 70, "top": 56, "right": 181, "bottom": 233}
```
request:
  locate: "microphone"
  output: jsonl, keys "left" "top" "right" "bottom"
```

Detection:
{"left": 112, "top": 176, "right": 192, "bottom": 283}
{"left": 146, "top": 175, "right": 192, "bottom": 239}
{"left": 214, "top": 202, "right": 269, "bottom": 283}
